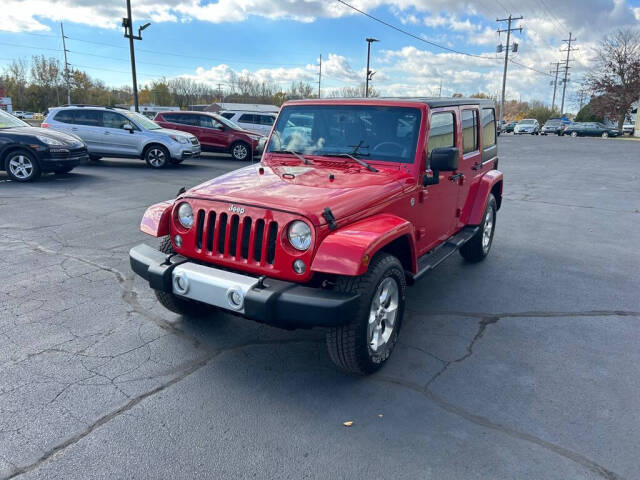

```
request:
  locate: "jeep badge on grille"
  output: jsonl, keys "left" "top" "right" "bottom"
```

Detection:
{"left": 228, "top": 205, "right": 245, "bottom": 214}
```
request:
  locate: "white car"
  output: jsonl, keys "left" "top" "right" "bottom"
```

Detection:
{"left": 219, "top": 111, "right": 277, "bottom": 136}
{"left": 514, "top": 119, "right": 540, "bottom": 135}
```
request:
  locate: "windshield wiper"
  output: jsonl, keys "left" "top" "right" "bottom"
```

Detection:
{"left": 322, "top": 153, "right": 378, "bottom": 172}
{"left": 270, "top": 150, "right": 313, "bottom": 165}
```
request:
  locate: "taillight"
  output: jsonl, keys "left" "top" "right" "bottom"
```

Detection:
{"left": 41, "top": 122, "right": 50, "bottom": 128}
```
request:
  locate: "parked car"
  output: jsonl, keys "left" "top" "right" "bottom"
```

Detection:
{"left": 541, "top": 118, "right": 565, "bottom": 135}
{"left": 0, "top": 108, "right": 88, "bottom": 182}
{"left": 503, "top": 121, "right": 517, "bottom": 133}
{"left": 563, "top": 122, "right": 620, "bottom": 138}
{"left": 219, "top": 111, "right": 277, "bottom": 136}
{"left": 129, "top": 97, "right": 503, "bottom": 374}
{"left": 42, "top": 105, "right": 200, "bottom": 168}
{"left": 622, "top": 122, "right": 635, "bottom": 135}
{"left": 153, "top": 111, "right": 263, "bottom": 161}
{"left": 12, "top": 111, "right": 35, "bottom": 119}
{"left": 514, "top": 118, "right": 540, "bottom": 135}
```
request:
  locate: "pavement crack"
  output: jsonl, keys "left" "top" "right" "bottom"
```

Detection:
{"left": 371, "top": 375, "right": 624, "bottom": 480}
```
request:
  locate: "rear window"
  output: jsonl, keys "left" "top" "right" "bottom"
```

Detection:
{"left": 54, "top": 110, "right": 75, "bottom": 124}
{"left": 74, "top": 110, "right": 102, "bottom": 127}
{"left": 481, "top": 108, "right": 496, "bottom": 148}
{"left": 238, "top": 114, "right": 256, "bottom": 124}
{"left": 461, "top": 109, "right": 479, "bottom": 154}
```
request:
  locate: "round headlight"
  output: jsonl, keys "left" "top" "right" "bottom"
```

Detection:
{"left": 177, "top": 202, "right": 194, "bottom": 229}
{"left": 288, "top": 221, "right": 312, "bottom": 251}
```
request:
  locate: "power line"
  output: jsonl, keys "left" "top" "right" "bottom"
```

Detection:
{"left": 536, "top": 0, "right": 566, "bottom": 33}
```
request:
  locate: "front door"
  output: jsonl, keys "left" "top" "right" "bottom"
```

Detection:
{"left": 100, "top": 111, "right": 140, "bottom": 156}
{"left": 416, "top": 108, "right": 461, "bottom": 255}
{"left": 196, "top": 114, "right": 227, "bottom": 150}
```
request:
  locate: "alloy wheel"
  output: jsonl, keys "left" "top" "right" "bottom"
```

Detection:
{"left": 147, "top": 148, "right": 166, "bottom": 167}
{"left": 482, "top": 207, "right": 495, "bottom": 253}
{"left": 233, "top": 144, "right": 248, "bottom": 160}
{"left": 368, "top": 277, "right": 399, "bottom": 353}
{"left": 8, "top": 154, "right": 34, "bottom": 180}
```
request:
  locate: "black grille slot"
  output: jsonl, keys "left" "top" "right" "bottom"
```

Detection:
{"left": 217, "top": 213, "right": 227, "bottom": 254}
{"left": 206, "top": 211, "right": 216, "bottom": 252}
{"left": 241, "top": 217, "right": 252, "bottom": 259}
{"left": 195, "top": 209, "right": 205, "bottom": 250}
{"left": 266, "top": 221, "right": 278, "bottom": 264}
{"left": 229, "top": 215, "right": 239, "bottom": 256}
{"left": 253, "top": 219, "right": 265, "bottom": 262}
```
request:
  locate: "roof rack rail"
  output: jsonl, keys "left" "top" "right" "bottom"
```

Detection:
{"left": 59, "top": 104, "right": 126, "bottom": 110}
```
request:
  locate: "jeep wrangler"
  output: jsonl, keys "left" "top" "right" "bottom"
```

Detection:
{"left": 129, "top": 98, "right": 503, "bottom": 375}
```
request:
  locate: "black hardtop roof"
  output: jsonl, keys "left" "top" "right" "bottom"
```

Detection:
{"left": 289, "top": 97, "right": 495, "bottom": 108}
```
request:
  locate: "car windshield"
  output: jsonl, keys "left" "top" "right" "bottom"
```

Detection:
{"left": 545, "top": 119, "right": 561, "bottom": 125}
{"left": 212, "top": 113, "right": 243, "bottom": 131}
{"left": 0, "top": 110, "right": 29, "bottom": 129}
{"left": 266, "top": 105, "right": 422, "bottom": 164}
{"left": 519, "top": 119, "right": 535, "bottom": 124}
{"left": 125, "top": 112, "right": 162, "bottom": 130}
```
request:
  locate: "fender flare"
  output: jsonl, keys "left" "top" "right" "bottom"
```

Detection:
{"left": 461, "top": 170, "right": 503, "bottom": 226}
{"left": 311, "top": 213, "right": 416, "bottom": 277}
{"left": 140, "top": 200, "right": 174, "bottom": 237}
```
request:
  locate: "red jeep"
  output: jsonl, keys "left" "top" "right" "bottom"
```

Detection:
{"left": 130, "top": 98, "right": 503, "bottom": 374}
{"left": 154, "top": 111, "right": 263, "bottom": 161}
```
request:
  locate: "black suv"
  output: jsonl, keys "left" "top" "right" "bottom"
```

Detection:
{"left": 0, "top": 109, "right": 88, "bottom": 182}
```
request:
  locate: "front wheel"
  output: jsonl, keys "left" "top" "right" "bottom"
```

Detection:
{"left": 571, "top": 131, "right": 578, "bottom": 137}
{"left": 145, "top": 145, "right": 170, "bottom": 169}
{"left": 5, "top": 150, "right": 41, "bottom": 182}
{"left": 230, "top": 142, "right": 250, "bottom": 161}
{"left": 154, "top": 237, "right": 218, "bottom": 317}
{"left": 460, "top": 194, "right": 497, "bottom": 263}
{"left": 326, "top": 253, "right": 406, "bottom": 375}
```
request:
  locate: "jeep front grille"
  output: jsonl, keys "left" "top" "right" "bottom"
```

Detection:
{"left": 194, "top": 208, "right": 279, "bottom": 265}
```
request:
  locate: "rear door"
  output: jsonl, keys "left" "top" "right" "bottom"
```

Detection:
{"left": 70, "top": 109, "right": 103, "bottom": 150}
{"left": 101, "top": 111, "right": 140, "bottom": 156}
{"left": 417, "top": 108, "right": 461, "bottom": 254}
{"left": 455, "top": 107, "right": 483, "bottom": 229}
{"left": 236, "top": 113, "right": 261, "bottom": 134}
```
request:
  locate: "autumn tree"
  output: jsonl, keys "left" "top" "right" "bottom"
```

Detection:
{"left": 586, "top": 29, "right": 640, "bottom": 129}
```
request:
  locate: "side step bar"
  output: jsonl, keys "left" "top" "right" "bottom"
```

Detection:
{"left": 410, "top": 226, "right": 479, "bottom": 281}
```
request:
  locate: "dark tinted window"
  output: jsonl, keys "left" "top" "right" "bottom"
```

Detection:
{"left": 258, "top": 114, "right": 275, "bottom": 126}
{"left": 461, "top": 109, "right": 479, "bottom": 154}
{"left": 239, "top": 114, "right": 256, "bottom": 123}
{"left": 74, "top": 110, "right": 102, "bottom": 127}
{"left": 102, "top": 111, "right": 130, "bottom": 129}
{"left": 54, "top": 110, "right": 75, "bottom": 124}
{"left": 220, "top": 112, "right": 234, "bottom": 119}
{"left": 428, "top": 112, "right": 455, "bottom": 157}
{"left": 481, "top": 108, "right": 496, "bottom": 148}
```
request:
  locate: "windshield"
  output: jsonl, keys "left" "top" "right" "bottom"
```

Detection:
{"left": 125, "top": 111, "right": 162, "bottom": 130}
{"left": 266, "top": 105, "right": 422, "bottom": 164}
{"left": 212, "top": 113, "right": 243, "bottom": 131}
{"left": 545, "top": 119, "right": 561, "bottom": 126}
{"left": 0, "top": 110, "right": 29, "bottom": 129}
{"left": 519, "top": 119, "right": 535, "bottom": 124}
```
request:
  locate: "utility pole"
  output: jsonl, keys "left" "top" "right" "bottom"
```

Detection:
{"left": 549, "top": 61, "right": 562, "bottom": 112}
{"left": 365, "top": 38, "right": 379, "bottom": 98}
{"left": 560, "top": 32, "right": 577, "bottom": 115}
{"left": 497, "top": 15, "right": 523, "bottom": 125}
{"left": 122, "top": 0, "right": 151, "bottom": 112}
{"left": 635, "top": 101, "right": 640, "bottom": 138}
{"left": 60, "top": 23, "right": 71, "bottom": 105}
{"left": 318, "top": 54, "right": 322, "bottom": 99}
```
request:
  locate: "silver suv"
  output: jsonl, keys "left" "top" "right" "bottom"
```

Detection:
{"left": 43, "top": 106, "right": 200, "bottom": 168}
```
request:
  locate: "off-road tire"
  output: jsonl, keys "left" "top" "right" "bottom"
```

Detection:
{"left": 460, "top": 194, "right": 497, "bottom": 263}
{"left": 4, "top": 149, "right": 41, "bottom": 182}
{"left": 326, "top": 253, "right": 406, "bottom": 375}
{"left": 154, "top": 236, "right": 217, "bottom": 317}
{"left": 230, "top": 141, "right": 250, "bottom": 161}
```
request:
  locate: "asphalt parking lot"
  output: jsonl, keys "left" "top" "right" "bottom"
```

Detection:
{"left": 1, "top": 135, "right": 639, "bottom": 479}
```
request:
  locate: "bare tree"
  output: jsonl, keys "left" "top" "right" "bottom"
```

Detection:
{"left": 327, "top": 83, "right": 378, "bottom": 98}
{"left": 586, "top": 29, "right": 640, "bottom": 128}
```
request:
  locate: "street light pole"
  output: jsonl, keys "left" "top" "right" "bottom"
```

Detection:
{"left": 122, "top": 0, "right": 150, "bottom": 112}
{"left": 365, "top": 38, "right": 378, "bottom": 98}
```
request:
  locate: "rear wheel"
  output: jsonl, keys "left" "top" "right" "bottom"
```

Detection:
{"left": 326, "top": 253, "right": 406, "bottom": 375}
{"left": 571, "top": 131, "right": 578, "bottom": 137}
{"left": 145, "top": 145, "right": 170, "bottom": 169}
{"left": 460, "top": 194, "right": 497, "bottom": 263}
{"left": 5, "top": 150, "right": 41, "bottom": 182}
{"left": 601, "top": 131, "right": 609, "bottom": 139}
{"left": 154, "top": 236, "right": 218, "bottom": 317}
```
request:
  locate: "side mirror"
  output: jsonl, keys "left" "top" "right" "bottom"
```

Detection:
{"left": 423, "top": 147, "right": 459, "bottom": 186}
{"left": 123, "top": 123, "right": 135, "bottom": 133}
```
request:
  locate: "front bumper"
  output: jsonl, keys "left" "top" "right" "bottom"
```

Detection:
{"left": 129, "top": 244, "right": 360, "bottom": 329}
{"left": 38, "top": 147, "right": 89, "bottom": 172}
{"left": 169, "top": 143, "right": 201, "bottom": 160}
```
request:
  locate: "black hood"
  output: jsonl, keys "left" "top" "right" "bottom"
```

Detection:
{"left": 4, "top": 126, "right": 84, "bottom": 146}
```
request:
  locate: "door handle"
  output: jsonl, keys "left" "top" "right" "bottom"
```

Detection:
{"left": 472, "top": 162, "right": 482, "bottom": 171}
{"left": 449, "top": 173, "right": 464, "bottom": 182}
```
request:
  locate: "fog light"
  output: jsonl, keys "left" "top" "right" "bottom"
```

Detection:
{"left": 227, "top": 288, "right": 244, "bottom": 310}
{"left": 173, "top": 272, "right": 189, "bottom": 295}
{"left": 174, "top": 234, "right": 183, "bottom": 247}
{"left": 293, "top": 259, "right": 306, "bottom": 274}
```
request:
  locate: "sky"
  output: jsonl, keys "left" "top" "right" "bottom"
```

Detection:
{"left": 1, "top": 0, "right": 640, "bottom": 111}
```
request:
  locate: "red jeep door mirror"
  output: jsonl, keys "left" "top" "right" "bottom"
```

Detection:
{"left": 430, "top": 147, "right": 459, "bottom": 171}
